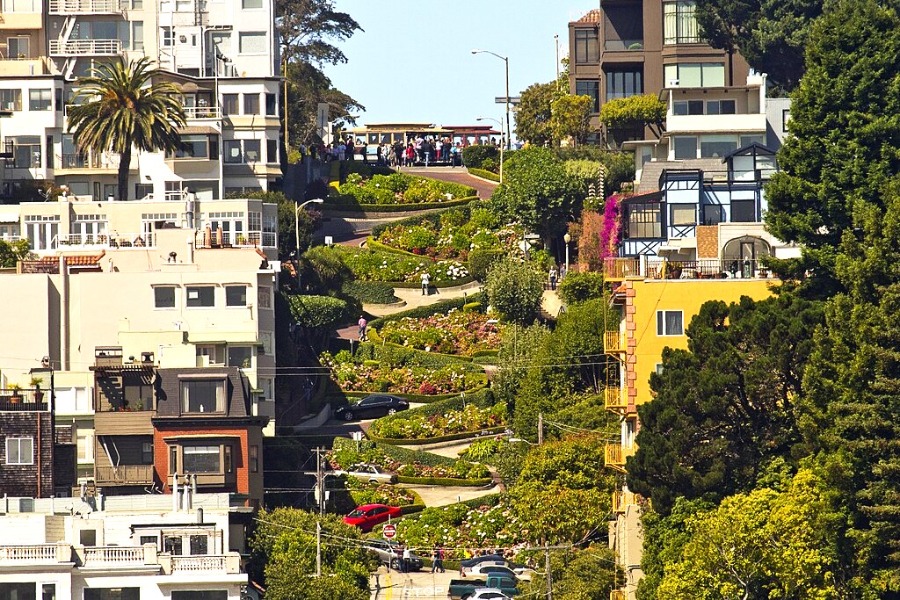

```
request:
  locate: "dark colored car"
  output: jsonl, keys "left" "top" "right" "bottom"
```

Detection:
{"left": 342, "top": 503, "right": 403, "bottom": 532}
{"left": 364, "top": 539, "right": 424, "bottom": 571}
{"left": 334, "top": 394, "right": 409, "bottom": 421}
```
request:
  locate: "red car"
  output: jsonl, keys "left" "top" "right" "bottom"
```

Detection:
{"left": 342, "top": 503, "right": 403, "bottom": 532}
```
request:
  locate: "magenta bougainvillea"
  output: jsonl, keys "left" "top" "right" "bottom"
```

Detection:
{"left": 599, "top": 194, "right": 624, "bottom": 259}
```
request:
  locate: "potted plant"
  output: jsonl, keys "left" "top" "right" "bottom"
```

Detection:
{"left": 30, "top": 376, "right": 44, "bottom": 402}
{"left": 8, "top": 384, "right": 22, "bottom": 404}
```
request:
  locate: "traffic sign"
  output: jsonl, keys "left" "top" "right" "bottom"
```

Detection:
{"left": 383, "top": 524, "right": 397, "bottom": 539}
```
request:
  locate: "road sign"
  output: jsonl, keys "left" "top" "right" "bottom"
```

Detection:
{"left": 383, "top": 524, "right": 397, "bottom": 539}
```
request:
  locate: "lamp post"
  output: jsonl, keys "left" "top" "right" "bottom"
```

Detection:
{"left": 563, "top": 232, "right": 571, "bottom": 274}
{"left": 475, "top": 116, "right": 504, "bottom": 184}
{"left": 295, "top": 199, "right": 324, "bottom": 255}
{"left": 471, "top": 49, "right": 511, "bottom": 151}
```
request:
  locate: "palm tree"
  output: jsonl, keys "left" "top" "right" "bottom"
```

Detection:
{"left": 67, "top": 57, "right": 187, "bottom": 201}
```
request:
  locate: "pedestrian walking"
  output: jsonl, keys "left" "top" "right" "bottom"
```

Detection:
{"left": 357, "top": 315, "right": 367, "bottom": 341}
{"left": 431, "top": 546, "right": 439, "bottom": 573}
{"left": 436, "top": 546, "right": 445, "bottom": 573}
{"left": 549, "top": 266, "right": 558, "bottom": 291}
{"left": 402, "top": 545, "right": 411, "bottom": 573}
{"left": 421, "top": 272, "right": 431, "bottom": 296}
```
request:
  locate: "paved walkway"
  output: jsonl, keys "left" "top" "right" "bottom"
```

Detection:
{"left": 402, "top": 166, "right": 498, "bottom": 199}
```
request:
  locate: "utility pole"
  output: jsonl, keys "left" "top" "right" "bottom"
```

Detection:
{"left": 538, "top": 413, "right": 544, "bottom": 445}
{"left": 316, "top": 520, "right": 322, "bottom": 577}
{"left": 545, "top": 543, "right": 553, "bottom": 599}
{"left": 315, "top": 446, "right": 325, "bottom": 515}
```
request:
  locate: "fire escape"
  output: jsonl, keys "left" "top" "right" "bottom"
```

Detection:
{"left": 48, "top": 0, "right": 126, "bottom": 80}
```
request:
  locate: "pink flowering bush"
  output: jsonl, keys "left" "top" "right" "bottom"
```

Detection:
{"left": 320, "top": 350, "right": 483, "bottom": 395}
{"left": 369, "top": 402, "right": 507, "bottom": 440}
{"left": 379, "top": 309, "right": 501, "bottom": 356}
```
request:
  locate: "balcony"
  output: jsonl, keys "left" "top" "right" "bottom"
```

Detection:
{"left": 95, "top": 464, "right": 154, "bottom": 486}
{"left": 49, "top": 0, "right": 121, "bottom": 12}
{"left": 605, "top": 386, "right": 627, "bottom": 411}
{"left": 0, "top": 57, "right": 49, "bottom": 75}
{"left": 183, "top": 106, "right": 221, "bottom": 119}
{"left": 81, "top": 546, "right": 149, "bottom": 567}
{"left": 0, "top": 544, "right": 71, "bottom": 564}
{"left": 56, "top": 152, "right": 120, "bottom": 172}
{"left": 605, "top": 443, "right": 635, "bottom": 471}
{"left": 646, "top": 258, "right": 772, "bottom": 280}
{"left": 603, "top": 258, "right": 641, "bottom": 280}
{"left": 604, "top": 331, "right": 625, "bottom": 353}
{"left": 160, "top": 554, "right": 241, "bottom": 575}
{"left": 611, "top": 489, "right": 637, "bottom": 514}
{"left": 0, "top": 388, "right": 49, "bottom": 411}
{"left": 49, "top": 39, "right": 122, "bottom": 56}
{"left": 195, "top": 229, "right": 276, "bottom": 249}
{"left": 56, "top": 232, "right": 156, "bottom": 249}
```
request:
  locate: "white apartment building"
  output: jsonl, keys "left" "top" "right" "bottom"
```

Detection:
{"left": 0, "top": 492, "right": 255, "bottom": 600}
{"left": 0, "top": 0, "right": 281, "bottom": 201}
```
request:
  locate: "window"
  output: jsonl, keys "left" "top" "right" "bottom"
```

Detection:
{"left": 702, "top": 204, "right": 723, "bottom": 225}
{"left": 783, "top": 108, "right": 791, "bottom": 132}
{"left": 84, "top": 590, "right": 140, "bottom": 600}
{"left": 131, "top": 0, "right": 143, "bottom": 8}
{"left": 76, "top": 428, "right": 94, "bottom": 463}
{"left": 731, "top": 198, "right": 756, "bottom": 222}
{"left": 740, "top": 134, "right": 765, "bottom": 147}
{"left": 183, "top": 445, "right": 220, "bottom": 472}
{"left": 10, "top": 136, "right": 42, "bottom": 168}
{"left": 132, "top": 22, "right": 144, "bottom": 51}
{"left": 664, "top": 63, "right": 724, "bottom": 88}
{"left": 672, "top": 100, "right": 703, "bottom": 116}
{"left": 0, "top": 89, "right": 21, "bottom": 111}
{"left": 6, "top": 437, "right": 33, "bottom": 465}
{"left": 141, "top": 442, "right": 153, "bottom": 465}
{"left": 0, "top": 584, "right": 36, "bottom": 600}
{"left": 223, "top": 445, "right": 233, "bottom": 473}
{"left": 267, "top": 139, "right": 278, "bottom": 163}
{"left": 139, "top": 535, "right": 156, "bottom": 547}
{"left": 185, "top": 285, "right": 214, "bottom": 307}
{"left": 164, "top": 535, "right": 183, "bottom": 555}
{"left": 80, "top": 529, "right": 97, "bottom": 546}
{"left": 707, "top": 99, "right": 735, "bottom": 115}
{"left": 673, "top": 136, "right": 697, "bottom": 159}
{"left": 224, "top": 140, "right": 241, "bottom": 163}
{"left": 700, "top": 135, "right": 737, "bottom": 158}
{"left": 243, "top": 93, "right": 259, "bottom": 115}
{"left": 161, "top": 26, "right": 173, "bottom": 46}
{"left": 174, "top": 134, "right": 216, "bottom": 159}
{"left": 656, "top": 310, "right": 684, "bottom": 336}
{"left": 227, "top": 346, "right": 252, "bottom": 368}
{"left": 42, "top": 584, "right": 54, "bottom": 600}
{"left": 181, "top": 379, "right": 225, "bottom": 413}
{"left": 626, "top": 202, "right": 662, "bottom": 238}
{"left": 574, "top": 28, "right": 599, "bottom": 63}
{"left": 265, "top": 93, "right": 277, "bottom": 115}
{"left": 670, "top": 204, "right": 695, "bottom": 226}
{"left": 249, "top": 444, "right": 259, "bottom": 473}
{"left": 258, "top": 286, "right": 272, "bottom": 309}
{"left": 222, "top": 94, "right": 238, "bottom": 115}
{"left": 225, "top": 285, "right": 247, "bottom": 307}
{"left": 154, "top": 286, "right": 176, "bottom": 308}
{"left": 8, "top": 36, "right": 29, "bottom": 59}
{"left": 655, "top": 363, "right": 665, "bottom": 376}
{"left": 242, "top": 0, "right": 261, "bottom": 8}
{"left": 238, "top": 32, "right": 266, "bottom": 54}
{"left": 190, "top": 535, "right": 209, "bottom": 555}
{"left": 244, "top": 139, "right": 260, "bottom": 162}
{"left": 605, "top": 69, "right": 643, "bottom": 101}
{"left": 575, "top": 79, "right": 600, "bottom": 113}
{"left": 169, "top": 445, "right": 177, "bottom": 472}
{"left": 664, "top": 1, "right": 699, "bottom": 44}
{"left": 172, "top": 593, "right": 227, "bottom": 600}
{"left": 28, "top": 89, "right": 50, "bottom": 111}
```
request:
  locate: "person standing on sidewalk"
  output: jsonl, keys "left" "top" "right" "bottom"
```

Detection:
{"left": 421, "top": 272, "right": 431, "bottom": 296}
{"left": 549, "top": 266, "right": 558, "bottom": 291}
{"left": 357, "top": 315, "right": 367, "bottom": 341}
{"left": 402, "top": 545, "right": 412, "bottom": 573}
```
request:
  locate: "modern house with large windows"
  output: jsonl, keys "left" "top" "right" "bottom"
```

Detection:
{"left": 568, "top": 2, "right": 751, "bottom": 144}
{"left": 0, "top": 0, "right": 281, "bottom": 202}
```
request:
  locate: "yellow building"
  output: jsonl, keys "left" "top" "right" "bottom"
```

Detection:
{"left": 603, "top": 259, "right": 776, "bottom": 599}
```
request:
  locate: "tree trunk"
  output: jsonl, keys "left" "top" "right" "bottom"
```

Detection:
{"left": 117, "top": 140, "right": 132, "bottom": 201}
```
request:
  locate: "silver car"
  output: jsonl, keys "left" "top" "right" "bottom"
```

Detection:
{"left": 336, "top": 463, "right": 397, "bottom": 484}
{"left": 364, "top": 539, "right": 423, "bottom": 570}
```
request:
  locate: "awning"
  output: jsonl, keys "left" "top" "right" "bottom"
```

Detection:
{"left": 658, "top": 238, "right": 696, "bottom": 253}
{"left": 178, "top": 125, "right": 219, "bottom": 135}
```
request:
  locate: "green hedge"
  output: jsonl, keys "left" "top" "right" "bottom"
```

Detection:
{"left": 367, "top": 329, "right": 476, "bottom": 363}
{"left": 338, "top": 161, "right": 395, "bottom": 180}
{"left": 324, "top": 196, "right": 477, "bottom": 213}
{"left": 341, "top": 281, "right": 400, "bottom": 305}
{"left": 333, "top": 436, "right": 488, "bottom": 476}
{"left": 353, "top": 342, "right": 485, "bottom": 372}
{"left": 468, "top": 248, "right": 507, "bottom": 281}
{"left": 393, "top": 275, "right": 476, "bottom": 289}
{"left": 370, "top": 205, "right": 475, "bottom": 238}
{"left": 397, "top": 476, "right": 493, "bottom": 487}
{"left": 368, "top": 294, "right": 486, "bottom": 330}
{"left": 368, "top": 426, "right": 506, "bottom": 446}
{"left": 467, "top": 167, "right": 501, "bottom": 182}
{"left": 400, "top": 504, "right": 427, "bottom": 515}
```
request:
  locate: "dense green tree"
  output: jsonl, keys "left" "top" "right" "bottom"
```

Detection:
{"left": 0, "top": 239, "right": 29, "bottom": 268}
{"left": 515, "top": 81, "right": 562, "bottom": 146}
{"left": 68, "top": 58, "right": 186, "bottom": 202}
{"left": 285, "top": 293, "right": 349, "bottom": 349}
{"left": 599, "top": 94, "right": 666, "bottom": 140}
{"left": 248, "top": 508, "right": 373, "bottom": 600}
{"left": 627, "top": 294, "right": 824, "bottom": 514}
{"left": 764, "top": 0, "right": 900, "bottom": 294}
{"left": 299, "top": 245, "right": 352, "bottom": 295}
{"left": 694, "top": 0, "right": 826, "bottom": 92}
{"left": 490, "top": 147, "right": 582, "bottom": 239}
{"left": 550, "top": 94, "right": 593, "bottom": 147}
{"left": 484, "top": 257, "right": 544, "bottom": 325}
{"left": 276, "top": 0, "right": 364, "bottom": 145}
{"left": 521, "top": 546, "right": 620, "bottom": 600}
{"left": 557, "top": 271, "right": 605, "bottom": 305}
{"left": 656, "top": 469, "right": 844, "bottom": 599}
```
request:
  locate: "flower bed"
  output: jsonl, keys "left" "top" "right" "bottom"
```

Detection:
{"left": 374, "top": 207, "right": 525, "bottom": 261}
{"left": 330, "top": 172, "right": 475, "bottom": 205}
{"left": 334, "top": 246, "right": 470, "bottom": 284}
{"left": 369, "top": 402, "right": 506, "bottom": 440}
{"left": 320, "top": 348, "right": 483, "bottom": 396}
{"left": 344, "top": 477, "right": 421, "bottom": 507}
{"left": 330, "top": 438, "right": 490, "bottom": 482}
{"left": 377, "top": 309, "right": 501, "bottom": 356}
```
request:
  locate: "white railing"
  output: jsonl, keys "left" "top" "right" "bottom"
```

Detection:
{"left": 196, "top": 230, "right": 276, "bottom": 249}
{"left": 137, "top": 191, "right": 187, "bottom": 202}
{"left": 49, "top": 0, "right": 121, "bottom": 12}
{"left": 0, "top": 545, "right": 59, "bottom": 562}
{"left": 171, "top": 555, "right": 226, "bottom": 572}
{"left": 49, "top": 39, "right": 122, "bottom": 56}
{"left": 82, "top": 546, "right": 143, "bottom": 566}
{"left": 56, "top": 232, "right": 155, "bottom": 249}
{"left": 183, "top": 106, "right": 221, "bottom": 119}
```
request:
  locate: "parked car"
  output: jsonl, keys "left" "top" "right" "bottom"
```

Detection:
{"left": 448, "top": 574, "right": 519, "bottom": 599}
{"left": 469, "top": 564, "right": 534, "bottom": 582}
{"left": 460, "top": 554, "right": 508, "bottom": 575}
{"left": 466, "top": 590, "right": 513, "bottom": 600}
{"left": 364, "top": 539, "right": 424, "bottom": 571}
{"left": 342, "top": 503, "right": 403, "bottom": 532}
{"left": 336, "top": 463, "right": 397, "bottom": 484}
{"left": 334, "top": 394, "right": 409, "bottom": 421}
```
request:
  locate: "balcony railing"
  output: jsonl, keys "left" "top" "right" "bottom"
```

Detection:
{"left": 605, "top": 443, "right": 635, "bottom": 469}
{"left": 605, "top": 386, "right": 626, "bottom": 411}
{"left": 604, "top": 331, "right": 625, "bottom": 353}
{"left": 49, "top": 0, "right": 121, "bottom": 12}
{"left": 57, "top": 153, "right": 120, "bottom": 170}
{"left": 56, "top": 232, "right": 155, "bottom": 249}
{"left": 611, "top": 489, "right": 637, "bottom": 514}
{"left": 646, "top": 258, "right": 772, "bottom": 280}
{"left": 49, "top": 39, "right": 122, "bottom": 56}
{"left": 0, "top": 545, "right": 64, "bottom": 562}
{"left": 183, "top": 105, "right": 221, "bottom": 119}
{"left": 604, "top": 39, "right": 643, "bottom": 51}
{"left": 603, "top": 258, "right": 640, "bottom": 280}
{"left": 0, "top": 388, "right": 49, "bottom": 410}
{"left": 610, "top": 591, "right": 627, "bottom": 600}
{"left": 195, "top": 229, "right": 276, "bottom": 249}
{"left": 82, "top": 546, "right": 144, "bottom": 566}
{"left": 95, "top": 465, "right": 154, "bottom": 485}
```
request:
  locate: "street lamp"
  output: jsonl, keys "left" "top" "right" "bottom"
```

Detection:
{"left": 295, "top": 199, "right": 324, "bottom": 255}
{"left": 475, "top": 116, "right": 504, "bottom": 184}
{"left": 471, "top": 49, "right": 511, "bottom": 151}
{"left": 563, "top": 232, "right": 571, "bottom": 274}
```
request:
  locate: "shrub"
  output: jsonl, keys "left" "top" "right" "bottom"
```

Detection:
{"left": 286, "top": 295, "right": 349, "bottom": 329}
{"left": 558, "top": 271, "right": 606, "bottom": 305}
{"left": 368, "top": 293, "right": 485, "bottom": 330}
{"left": 462, "top": 145, "right": 500, "bottom": 170}
{"left": 340, "top": 281, "right": 399, "bottom": 305}
{"left": 468, "top": 248, "right": 507, "bottom": 281}
{"left": 467, "top": 168, "right": 501, "bottom": 183}
{"left": 462, "top": 302, "right": 482, "bottom": 313}
{"left": 485, "top": 257, "right": 545, "bottom": 324}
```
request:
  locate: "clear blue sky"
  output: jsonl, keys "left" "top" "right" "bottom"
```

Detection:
{"left": 327, "top": 1, "right": 599, "bottom": 130}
